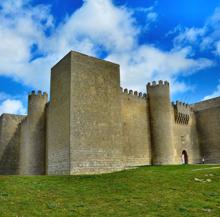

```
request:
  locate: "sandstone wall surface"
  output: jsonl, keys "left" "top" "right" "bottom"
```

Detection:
{"left": 19, "top": 92, "right": 47, "bottom": 175}
{"left": 172, "top": 107, "right": 201, "bottom": 164}
{"left": 192, "top": 97, "right": 220, "bottom": 163}
{"left": 1, "top": 51, "right": 220, "bottom": 176}
{"left": 195, "top": 106, "right": 220, "bottom": 163}
{"left": 47, "top": 53, "right": 71, "bottom": 175}
{"left": 0, "top": 114, "right": 25, "bottom": 174}
{"left": 121, "top": 91, "right": 151, "bottom": 166}
{"left": 192, "top": 97, "right": 220, "bottom": 111}
{"left": 69, "top": 52, "right": 124, "bottom": 174}
{"left": 147, "top": 81, "right": 175, "bottom": 164}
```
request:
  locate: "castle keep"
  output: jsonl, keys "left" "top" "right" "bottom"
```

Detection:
{"left": 0, "top": 51, "right": 220, "bottom": 175}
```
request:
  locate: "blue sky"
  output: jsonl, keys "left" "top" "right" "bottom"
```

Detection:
{"left": 0, "top": 0, "right": 220, "bottom": 114}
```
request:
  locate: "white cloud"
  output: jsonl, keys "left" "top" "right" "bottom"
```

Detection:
{"left": 0, "top": 0, "right": 139, "bottom": 91}
{"left": 173, "top": 27, "right": 206, "bottom": 49}
{"left": 0, "top": 99, "right": 26, "bottom": 115}
{"left": 0, "top": 0, "right": 215, "bottom": 99}
{"left": 134, "top": 5, "right": 158, "bottom": 30}
{"left": 107, "top": 45, "right": 213, "bottom": 93}
{"left": 204, "top": 81, "right": 220, "bottom": 100}
{"left": 48, "top": 0, "right": 138, "bottom": 55}
{"left": 170, "top": 7, "right": 220, "bottom": 100}
{"left": 0, "top": 90, "right": 27, "bottom": 115}
{"left": 171, "top": 7, "right": 220, "bottom": 53}
{"left": 0, "top": 0, "right": 53, "bottom": 90}
{"left": 147, "top": 12, "right": 158, "bottom": 22}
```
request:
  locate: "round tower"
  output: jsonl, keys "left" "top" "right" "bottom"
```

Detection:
{"left": 147, "top": 81, "right": 174, "bottom": 165}
{"left": 19, "top": 90, "right": 48, "bottom": 175}
{"left": 28, "top": 90, "right": 48, "bottom": 117}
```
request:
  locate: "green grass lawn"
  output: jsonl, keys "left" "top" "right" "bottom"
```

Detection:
{"left": 0, "top": 165, "right": 220, "bottom": 217}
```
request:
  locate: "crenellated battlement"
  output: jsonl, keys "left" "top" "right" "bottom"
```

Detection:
{"left": 173, "top": 101, "right": 191, "bottom": 125}
{"left": 28, "top": 90, "right": 48, "bottom": 98}
{"left": 27, "top": 90, "right": 48, "bottom": 116}
{"left": 147, "top": 80, "right": 169, "bottom": 88}
{"left": 120, "top": 87, "right": 147, "bottom": 99}
{"left": 1, "top": 50, "right": 220, "bottom": 176}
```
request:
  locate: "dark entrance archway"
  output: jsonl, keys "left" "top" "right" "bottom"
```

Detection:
{"left": 181, "top": 150, "right": 188, "bottom": 164}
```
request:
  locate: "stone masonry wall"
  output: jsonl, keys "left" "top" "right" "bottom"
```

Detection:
{"left": 147, "top": 81, "right": 175, "bottom": 164}
{"left": 1, "top": 51, "right": 220, "bottom": 176}
{"left": 69, "top": 51, "right": 124, "bottom": 174}
{"left": 171, "top": 105, "right": 201, "bottom": 164}
{"left": 192, "top": 97, "right": 220, "bottom": 163}
{"left": 46, "top": 53, "right": 71, "bottom": 175}
{"left": 0, "top": 114, "right": 25, "bottom": 174}
{"left": 192, "top": 97, "right": 220, "bottom": 111}
{"left": 19, "top": 91, "right": 47, "bottom": 175}
{"left": 121, "top": 89, "right": 151, "bottom": 166}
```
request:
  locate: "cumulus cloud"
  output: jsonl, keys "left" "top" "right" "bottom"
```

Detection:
{"left": 169, "top": 7, "right": 220, "bottom": 100}
{"left": 0, "top": 0, "right": 53, "bottom": 90}
{"left": 0, "top": 91, "right": 26, "bottom": 115}
{"left": 133, "top": 5, "right": 158, "bottom": 30}
{"left": 171, "top": 7, "right": 220, "bottom": 53}
{"left": 45, "top": 0, "right": 140, "bottom": 59}
{"left": 107, "top": 45, "right": 213, "bottom": 93}
{"left": 173, "top": 27, "right": 206, "bottom": 50}
{"left": 0, "top": 0, "right": 215, "bottom": 103}
{"left": 0, "top": 0, "right": 139, "bottom": 91}
{"left": 0, "top": 99, "right": 26, "bottom": 115}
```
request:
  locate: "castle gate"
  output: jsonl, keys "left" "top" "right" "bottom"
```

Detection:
{"left": 181, "top": 150, "right": 188, "bottom": 164}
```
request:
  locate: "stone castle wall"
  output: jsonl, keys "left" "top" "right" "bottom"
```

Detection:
{"left": 171, "top": 103, "right": 201, "bottom": 164}
{"left": 120, "top": 89, "right": 151, "bottom": 166}
{"left": 19, "top": 91, "right": 47, "bottom": 175}
{"left": 147, "top": 81, "right": 175, "bottom": 164}
{"left": 47, "top": 53, "right": 71, "bottom": 175}
{"left": 69, "top": 52, "right": 124, "bottom": 174}
{"left": 0, "top": 114, "right": 25, "bottom": 174}
{"left": 0, "top": 51, "right": 220, "bottom": 175}
{"left": 192, "top": 98, "right": 220, "bottom": 163}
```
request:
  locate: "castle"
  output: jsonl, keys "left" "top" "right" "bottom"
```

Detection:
{"left": 0, "top": 51, "right": 220, "bottom": 175}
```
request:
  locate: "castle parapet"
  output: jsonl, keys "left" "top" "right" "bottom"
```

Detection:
{"left": 28, "top": 90, "right": 48, "bottom": 116}
{"left": 121, "top": 88, "right": 147, "bottom": 99}
{"left": 173, "top": 101, "right": 191, "bottom": 125}
{"left": 147, "top": 80, "right": 169, "bottom": 88}
{"left": 28, "top": 90, "right": 48, "bottom": 98}
{"left": 129, "top": 90, "right": 133, "bottom": 95}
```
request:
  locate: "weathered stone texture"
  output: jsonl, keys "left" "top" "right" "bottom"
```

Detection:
{"left": 19, "top": 92, "right": 47, "bottom": 175}
{"left": 147, "top": 81, "right": 175, "bottom": 165}
{"left": 69, "top": 52, "right": 124, "bottom": 174}
{"left": 172, "top": 109, "right": 201, "bottom": 164}
{"left": 47, "top": 53, "right": 71, "bottom": 175}
{"left": 192, "top": 97, "right": 220, "bottom": 111}
{"left": 195, "top": 106, "right": 220, "bottom": 163}
{"left": 121, "top": 91, "right": 151, "bottom": 166}
{"left": 1, "top": 51, "right": 220, "bottom": 176}
{"left": 0, "top": 114, "right": 25, "bottom": 174}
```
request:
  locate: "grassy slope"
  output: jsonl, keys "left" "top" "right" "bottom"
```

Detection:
{"left": 0, "top": 165, "right": 220, "bottom": 217}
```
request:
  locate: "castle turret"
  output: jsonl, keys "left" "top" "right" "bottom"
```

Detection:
{"left": 19, "top": 90, "right": 48, "bottom": 175}
{"left": 147, "top": 81, "right": 175, "bottom": 164}
{"left": 28, "top": 90, "right": 48, "bottom": 116}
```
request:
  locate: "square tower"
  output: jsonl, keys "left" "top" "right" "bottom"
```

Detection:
{"left": 46, "top": 51, "right": 123, "bottom": 175}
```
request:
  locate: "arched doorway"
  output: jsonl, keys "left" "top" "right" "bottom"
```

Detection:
{"left": 181, "top": 150, "right": 188, "bottom": 164}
